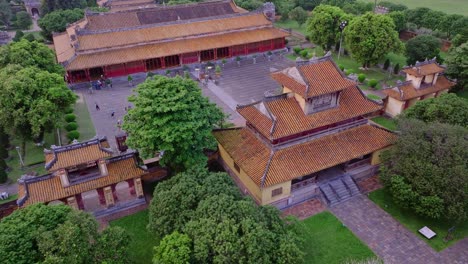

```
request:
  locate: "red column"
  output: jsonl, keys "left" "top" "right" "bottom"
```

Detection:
{"left": 142, "top": 60, "right": 147, "bottom": 72}
{"left": 96, "top": 187, "right": 106, "bottom": 205}
{"left": 228, "top": 47, "right": 232, "bottom": 58}
{"left": 126, "top": 179, "right": 136, "bottom": 196}
{"left": 85, "top": 69, "right": 91, "bottom": 82}
{"left": 214, "top": 49, "right": 217, "bottom": 60}
{"left": 244, "top": 45, "right": 247, "bottom": 55}
{"left": 161, "top": 57, "right": 166, "bottom": 69}
{"left": 75, "top": 193, "right": 84, "bottom": 210}
{"left": 111, "top": 184, "right": 118, "bottom": 202}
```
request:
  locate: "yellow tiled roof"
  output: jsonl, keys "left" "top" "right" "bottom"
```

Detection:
{"left": 403, "top": 62, "right": 445, "bottom": 77}
{"left": 382, "top": 75, "right": 455, "bottom": 101}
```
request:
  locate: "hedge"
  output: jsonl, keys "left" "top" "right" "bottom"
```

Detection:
{"left": 65, "top": 122, "right": 78, "bottom": 132}
{"left": 64, "top": 114, "right": 76, "bottom": 123}
{"left": 67, "top": 130, "right": 80, "bottom": 141}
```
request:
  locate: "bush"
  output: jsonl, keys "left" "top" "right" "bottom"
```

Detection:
{"left": 0, "top": 169, "right": 7, "bottom": 184}
{"left": 393, "top": 63, "right": 400, "bottom": 74}
{"left": 368, "top": 79, "right": 378, "bottom": 88}
{"left": 64, "top": 107, "right": 74, "bottom": 114}
{"left": 67, "top": 130, "right": 80, "bottom": 141}
{"left": 65, "top": 122, "right": 78, "bottom": 131}
{"left": 64, "top": 114, "right": 76, "bottom": 122}
{"left": 293, "top": 47, "right": 302, "bottom": 54}
{"left": 0, "top": 146, "right": 8, "bottom": 159}
{"left": 15, "top": 11, "right": 33, "bottom": 30}
{"left": 383, "top": 58, "right": 390, "bottom": 70}
{"left": 299, "top": 49, "right": 308, "bottom": 58}
{"left": 338, "top": 64, "right": 345, "bottom": 71}
{"left": 12, "top": 30, "right": 24, "bottom": 42}
{"left": 358, "top": 73, "right": 366, "bottom": 83}
{"left": 23, "top": 34, "right": 35, "bottom": 42}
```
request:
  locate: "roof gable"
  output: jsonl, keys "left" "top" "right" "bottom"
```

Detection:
{"left": 382, "top": 75, "right": 455, "bottom": 101}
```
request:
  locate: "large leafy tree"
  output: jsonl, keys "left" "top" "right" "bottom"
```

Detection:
{"left": 294, "top": 0, "right": 321, "bottom": 11}
{"left": 38, "top": 8, "right": 84, "bottom": 39}
{"left": 0, "top": 0, "right": 12, "bottom": 27}
{"left": 41, "top": 0, "right": 87, "bottom": 15}
{"left": 404, "top": 93, "right": 468, "bottom": 127}
{"left": 445, "top": 41, "right": 468, "bottom": 91}
{"left": 380, "top": 119, "right": 468, "bottom": 223}
{"left": 0, "top": 65, "right": 76, "bottom": 154}
{"left": 305, "top": 5, "right": 351, "bottom": 51}
{"left": 148, "top": 167, "right": 304, "bottom": 264}
{"left": 405, "top": 35, "right": 441, "bottom": 65}
{"left": 387, "top": 11, "right": 407, "bottom": 32}
{"left": 123, "top": 76, "right": 224, "bottom": 171}
{"left": 288, "top": 6, "right": 308, "bottom": 26}
{"left": 0, "top": 203, "right": 130, "bottom": 264}
{"left": 0, "top": 39, "right": 64, "bottom": 74}
{"left": 14, "top": 11, "right": 32, "bottom": 30}
{"left": 344, "top": 12, "right": 403, "bottom": 67}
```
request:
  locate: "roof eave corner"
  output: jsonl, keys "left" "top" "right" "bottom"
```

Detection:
{"left": 260, "top": 151, "right": 274, "bottom": 188}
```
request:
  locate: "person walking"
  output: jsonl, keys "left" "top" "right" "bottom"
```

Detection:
{"left": 95, "top": 103, "right": 100, "bottom": 111}
{"left": 111, "top": 111, "right": 115, "bottom": 118}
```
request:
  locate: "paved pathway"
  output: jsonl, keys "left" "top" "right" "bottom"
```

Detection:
{"left": 331, "top": 195, "right": 468, "bottom": 264}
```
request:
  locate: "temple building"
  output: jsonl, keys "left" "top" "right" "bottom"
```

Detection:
{"left": 53, "top": 0, "right": 288, "bottom": 83}
{"left": 382, "top": 59, "right": 455, "bottom": 117}
{"left": 214, "top": 54, "right": 397, "bottom": 209}
{"left": 17, "top": 137, "right": 148, "bottom": 215}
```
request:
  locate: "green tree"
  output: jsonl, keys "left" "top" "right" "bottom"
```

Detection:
{"left": 0, "top": 65, "right": 76, "bottom": 155}
{"left": 306, "top": 5, "right": 349, "bottom": 51}
{"left": 451, "top": 31, "right": 468, "bottom": 48}
{"left": 153, "top": 231, "right": 192, "bottom": 264}
{"left": 405, "top": 7, "right": 431, "bottom": 28}
{"left": 0, "top": 39, "right": 64, "bottom": 74}
{"left": 387, "top": 11, "right": 407, "bottom": 32}
{"left": 344, "top": 12, "right": 403, "bottom": 67}
{"left": 445, "top": 41, "right": 468, "bottom": 91}
{"left": 438, "top": 14, "right": 464, "bottom": 39}
{"left": 420, "top": 10, "right": 445, "bottom": 31}
{"left": 41, "top": 0, "right": 87, "bottom": 15}
{"left": 93, "top": 226, "right": 131, "bottom": 264}
{"left": 342, "top": 1, "right": 373, "bottom": 15}
{"left": 380, "top": 119, "right": 468, "bottom": 223}
{"left": 405, "top": 35, "right": 441, "bottom": 65}
{"left": 288, "top": 6, "right": 308, "bottom": 26}
{"left": 14, "top": 11, "right": 32, "bottom": 30}
{"left": 404, "top": 93, "right": 468, "bottom": 127}
{"left": 378, "top": 1, "right": 407, "bottom": 12}
{"left": 0, "top": 0, "right": 12, "bottom": 27}
{"left": 12, "top": 30, "right": 24, "bottom": 42}
{"left": 38, "top": 8, "right": 84, "bottom": 39}
{"left": 0, "top": 203, "right": 130, "bottom": 263}
{"left": 123, "top": 76, "right": 224, "bottom": 171}
{"left": 233, "top": 0, "right": 263, "bottom": 11}
{"left": 321, "top": 0, "right": 355, "bottom": 8}
{"left": 294, "top": 0, "right": 321, "bottom": 11}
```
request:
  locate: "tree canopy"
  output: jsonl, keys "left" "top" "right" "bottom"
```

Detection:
{"left": 445, "top": 41, "right": 468, "bottom": 91}
{"left": 387, "top": 11, "right": 407, "bottom": 32}
{"left": 405, "top": 35, "right": 441, "bottom": 65}
{"left": 149, "top": 167, "right": 304, "bottom": 264}
{"left": 123, "top": 76, "right": 224, "bottom": 171}
{"left": 0, "top": 203, "right": 130, "bottom": 264}
{"left": 306, "top": 5, "right": 351, "bottom": 51}
{"left": 380, "top": 119, "right": 468, "bottom": 223}
{"left": 14, "top": 11, "right": 32, "bottom": 30}
{"left": 0, "top": 0, "right": 12, "bottom": 27}
{"left": 288, "top": 6, "right": 308, "bottom": 26}
{"left": 344, "top": 12, "right": 403, "bottom": 67}
{"left": 41, "top": 0, "right": 87, "bottom": 15}
{"left": 404, "top": 93, "right": 468, "bottom": 127}
{"left": 0, "top": 65, "right": 76, "bottom": 143}
{"left": 38, "top": 8, "right": 84, "bottom": 39}
{"left": 0, "top": 39, "right": 64, "bottom": 74}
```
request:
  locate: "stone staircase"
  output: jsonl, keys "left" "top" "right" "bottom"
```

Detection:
{"left": 319, "top": 175, "right": 360, "bottom": 206}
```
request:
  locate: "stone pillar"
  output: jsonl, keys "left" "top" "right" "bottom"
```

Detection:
{"left": 98, "top": 159, "right": 108, "bottom": 176}
{"left": 67, "top": 196, "right": 79, "bottom": 210}
{"left": 104, "top": 186, "right": 115, "bottom": 207}
{"left": 110, "top": 183, "right": 118, "bottom": 202}
{"left": 75, "top": 193, "right": 85, "bottom": 210}
{"left": 126, "top": 179, "right": 136, "bottom": 196}
{"left": 57, "top": 169, "right": 69, "bottom": 187}
{"left": 96, "top": 187, "right": 106, "bottom": 205}
{"left": 134, "top": 178, "right": 144, "bottom": 198}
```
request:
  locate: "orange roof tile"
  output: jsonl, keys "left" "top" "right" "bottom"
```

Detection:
{"left": 66, "top": 27, "right": 288, "bottom": 70}
{"left": 45, "top": 138, "right": 113, "bottom": 172}
{"left": 53, "top": 32, "right": 75, "bottom": 64}
{"left": 215, "top": 125, "right": 396, "bottom": 188}
{"left": 383, "top": 75, "right": 455, "bottom": 101}
{"left": 18, "top": 155, "right": 147, "bottom": 206}
{"left": 77, "top": 14, "right": 272, "bottom": 51}
{"left": 403, "top": 62, "right": 445, "bottom": 77}
{"left": 238, "top": 86, "right": 382, "bottom": 140}
{"left": 272, "top": 57, "right": 356, "bottom": 98}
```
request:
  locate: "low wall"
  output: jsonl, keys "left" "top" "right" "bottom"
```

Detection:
{"left": 0, "top": 200, "right": 18, "bottom": 220}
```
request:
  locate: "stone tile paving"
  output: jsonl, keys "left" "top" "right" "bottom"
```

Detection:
{"left": 357, "top": 175, "right": 383, "bottom": 194}
{"left": 331, "top": 195, "right": 467, "bottom": 264}
{"left": 282, "top": 198, "right": 326, "bottom": 220}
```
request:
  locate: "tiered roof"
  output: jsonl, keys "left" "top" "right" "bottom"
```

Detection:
{"left": 402, "top": 59, "right": 445, "bottom": 77}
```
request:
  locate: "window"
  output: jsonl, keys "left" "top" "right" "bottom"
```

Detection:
{"left": 233, "top": 162, "right": 240, "bottom": 173}
{"left": 271, "top": 187, "right": 283, "bottom": 197}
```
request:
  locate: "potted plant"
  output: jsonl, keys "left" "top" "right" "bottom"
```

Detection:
{"left": 236, "top": 56, "right": 241, "bottom": 67}
{"left": 267, "top": 51, "right": 272, "bottom": 61}
{"left": 165, "top": 69, "right": 171, "bottom": 76}
{"left": 215, "top": 65, "right": 221, "bottom": 77}
{"left": 127, "top": 75, "right": 133, "bottom": 87}
{"left": 253, "top": 54, "right": 257, "bottom": 64}
{"left": 221, "top": 59, "right": 227, "bottom": 67}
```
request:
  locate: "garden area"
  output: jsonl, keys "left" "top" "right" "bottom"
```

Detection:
{"left": 369, "top": 188, "right": 468, "bottom": 251}
{"left": 371, "top": 116, "right": 397, "bottom": 131}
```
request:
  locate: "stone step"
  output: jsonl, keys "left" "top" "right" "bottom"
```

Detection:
{"left": 329, "top": 179, "right": 351, "bottom": 200}
{"left": 319, "top": 184, "right": 339, "bottom": 205}
{"left": 342, "top": 175, "right": 360, "bottom": 196}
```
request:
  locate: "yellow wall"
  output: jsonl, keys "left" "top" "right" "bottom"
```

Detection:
{"left": 423, "top": 74, "right": 434, "bottom": 84}
{"left": 385, "top": 97, "right": 405, "bottom": 117}
{"left": 261, "top": 181, "right": 291, "bottom": 205}
{"left": 218, "top": 144, "right": 262, "bottom": 202}
{"left": 283, "top": 86, "right": 306, "bottom": 111}
{"left": 424, "top": 93, "right": 436, "bottom": 99}
{"left": 407, "top": 97, "right": 420, "bottom": 108}
{"left": 371, "top": 147, "right": 392, "bottom": 165}
{"left": 406, "top": 74, "right": 422, "bottom": 88}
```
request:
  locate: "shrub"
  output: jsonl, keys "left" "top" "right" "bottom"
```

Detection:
{"left": 146, "top": 72, "right": 155, "bottom": 78}
{"left": 23, "top": 34, "right": 35, "bottom": 42}
{"left": 12, "top": 30, "right": 24, "bottom": 42}
{"left": 236, "top": 56, "right": 241, "bottom": 61}
{"left": 64, "top": 114, "right": 76, "bottom": 122}
{"left": 64, "top": 107, "right": 74, "bottom": 114}
{"left": 393, "top": 63, "right": 400, "bottom": 74}
{"left": 127, "top": 75, "right": 133, "bottom": 82}
{"left": 383, "top": 58, "right": 390, "bottom": 70}
{"left": 368, "top": 79, "right": 378, "bottom": 88}
{"left": 299, "top": 49, "right": 308, "bottom": 58}
{"left": 0, "top": 145, "right": 8, "bottom": 159}
{"left": 221, "top": 59, "right": 227, "bottom": 64}
{"left": 0, "top": 168, "right": 7, "bottom": 184}
{"left": 358, "top": 73, "right": 366, "bottom": 83}
{"left": 165, "top": 70, "right": 171, "bottom": 75}
{"left": 293, "top": 47, "right": 302, "bottom": 54}
{"left": 67, "top": 130, "right": 80, "bottom": 141}
{"left": 338, "top": 64, "right": 345, "bottom": 71}
{"left": 65, "top": 122, "right": 78, "bottom": 131}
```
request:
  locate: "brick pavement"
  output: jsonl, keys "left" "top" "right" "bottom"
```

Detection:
{"left": 357, "top": 175, "right": 383, "bottom": 194}
{"left": 331, "top": 195, "right": 467, "bottom": 264}
{"left": 282, "top": 198, "right": 326, "bottom": 220}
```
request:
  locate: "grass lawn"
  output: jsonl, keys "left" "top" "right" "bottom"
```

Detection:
{"left": 371, "top": 116, "right": 397, "bottom": 131}
{"left": 363, "top": 0, "right": 468, "bottom": 16}
{"left": 73, "top": 94, "right": 96, "bottom": 141}
{"left": 274, "top": 19, "right": 307, "bottom": 35}
{"left": 300, "top": 211, "right": 376, "bottom": 264}
{"left": 366, "top": 94, "right": 382, "bottom": 100}
{"left": 369, "top": 188, "right": 468, "bottom": 251}
{"left": 110, "top": 210, "right": 159, "bottom": 264}
{"left": 0, "top": 194, "right": 18, "bottom": 205}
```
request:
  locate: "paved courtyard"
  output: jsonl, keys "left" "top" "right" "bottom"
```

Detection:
{"left": 78, "top": 55, "right": 295, "bottom": 150}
